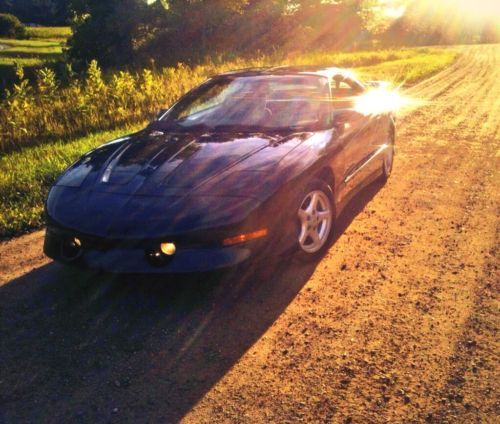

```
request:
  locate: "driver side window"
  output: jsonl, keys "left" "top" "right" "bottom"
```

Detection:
{"left": 331, "top": 76, "right": 360, "bottom": 109}
{"left": 332, "top": 80, "right": 356, "bottom": 98}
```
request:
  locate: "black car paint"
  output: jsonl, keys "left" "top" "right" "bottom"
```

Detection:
{"left": 44, "top": 67, "right": 394, "bottom": 272}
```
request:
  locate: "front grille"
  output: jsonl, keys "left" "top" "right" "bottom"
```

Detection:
{"left": 46, "top": 224, "right": 229, "bottom": 250}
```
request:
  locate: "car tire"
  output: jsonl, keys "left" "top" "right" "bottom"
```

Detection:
{"left": 381, "top": 125, "right": 395, "bottom": 182}
{"left": 294, "top": 178, "right": 335, "bottom": 262}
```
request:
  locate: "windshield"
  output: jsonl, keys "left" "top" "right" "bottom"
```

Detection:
{"left": 159, "top": 75, "right": 332, "bottom": 132}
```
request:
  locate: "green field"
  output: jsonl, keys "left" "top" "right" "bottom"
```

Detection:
{"left": 25, "top": 26, "right": 71, "bottom": 42}
{"left": 0, "top": 45, "right": 459, "bottom": 239}
{"left": 0, "top": 125, "right": 144, "bottom": 239}
{"left": 0, "top": 38, "right": 63, "bottom": 64}
{"left": 355, "top": 49, "right": 458, "bottom": 85}
{"left": 0, "top": 26, "right": 69, "bottom": 87}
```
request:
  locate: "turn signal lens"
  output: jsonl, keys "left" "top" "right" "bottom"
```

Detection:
{"left": 222, "top": 228, "right": 268, "bottom": 246}
{"left": 160, "top": 242, "right": 176, "bottom": 256}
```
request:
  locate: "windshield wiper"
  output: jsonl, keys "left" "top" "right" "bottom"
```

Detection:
{"left": 150, "top": 121, "right": 215, "bottom": 132}
{"left": 210, "top": 124, "right": 259, "bottom": 132}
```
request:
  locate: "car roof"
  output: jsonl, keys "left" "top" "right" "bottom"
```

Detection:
{"left": 217, "top": 65, "right": 362, "bottom": 83}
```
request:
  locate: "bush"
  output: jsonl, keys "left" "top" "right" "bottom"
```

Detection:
{"left": 0, "top": 13, "right": 27, "bottom": 39}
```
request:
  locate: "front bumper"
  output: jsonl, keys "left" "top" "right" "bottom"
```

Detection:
{"left": 44, "top": 227, "right": 253, "bottom": 273}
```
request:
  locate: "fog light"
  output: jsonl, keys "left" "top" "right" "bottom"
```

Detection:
{"left": 61, "top": 237, "right": 82, "bottom": 261}
{"left": 146, "top": 243, "right": 175, "bottom": 267}
{"left": 160, "top": 242, "right": 176, "bottom": 256}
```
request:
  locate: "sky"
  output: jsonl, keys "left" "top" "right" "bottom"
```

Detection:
{"left": 380, "top": 0, "right": 500, "bottom": 21}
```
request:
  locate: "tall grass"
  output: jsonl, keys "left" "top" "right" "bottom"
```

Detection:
{"left": 0, "top": 28, "right": 68, "bottom": 92}
{"left": 355, "top": 50, "right": 458, "bottom": 85}
{"left": 0, "top": 125, "right": 143, "bottom": 238}
{"left": 0, "top": 47, "right": 456, "bottom": 153}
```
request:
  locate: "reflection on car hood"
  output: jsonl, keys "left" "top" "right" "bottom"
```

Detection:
{"left": 55, "top": 130, "right": 308, "bottom": 196}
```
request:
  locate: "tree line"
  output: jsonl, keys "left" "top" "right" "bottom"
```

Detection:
{"left": 66, "top": 0, "right": 371, "bottom": 70}
{"left": 0, "top": 0, "right": 69, "bottom": 26}
{"left": 1, "top": 0, "right": 498, "bottom": 70}
{"left": 382, "top": 1, "right": 499, "bottom": 46}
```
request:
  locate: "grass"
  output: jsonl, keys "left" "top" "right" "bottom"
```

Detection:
{"left": 0, "top": 27, "right": 69, "bottom": 89}
{"left": 0, "top": 31, "right": 68, "bottom": 62}
{"left": 0, "top": 125, "right": 144, "bottom": 239}
{"left": 0, "top": 46, "right": 459, "bottom": 239}
{"left": 287, "top": 47, "right": 439, "bottom": 69}
{"left": 0, "top": 46, "right": 457, "bottom": 153}
{"left": 355, "top": 49, "right": 458, "bottom": 85}
{"left": 0, "top": 39, "right": 63, "bottom": 63}
{"left": 26, "top": 26, "right": 71, "bottom": 42}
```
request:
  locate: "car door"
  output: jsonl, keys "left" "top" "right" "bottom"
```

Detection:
{"left": 369, "top": 112, "right": 393, "bottom": 172}
{"left": 331, "top": 76, "right": 374, "bottom": 200}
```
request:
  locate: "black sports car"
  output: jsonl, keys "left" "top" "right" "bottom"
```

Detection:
{"left": 44, "top": 66, "right": 395, "bottom": 273}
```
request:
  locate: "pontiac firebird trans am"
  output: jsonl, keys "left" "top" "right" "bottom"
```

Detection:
{"left": 44, "top": 66, "right": 395, "bottom": 273}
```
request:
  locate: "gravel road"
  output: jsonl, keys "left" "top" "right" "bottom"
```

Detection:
{"left": 0, "top": 44, "right": 498, "bottom": 423}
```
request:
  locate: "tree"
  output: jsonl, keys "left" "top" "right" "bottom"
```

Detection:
{"left": 233, "top": 0, "right": 290, "bottom": 52}
{"left": 480, "top": 20, "right": 500, "bottom": 43}
{"left": 165, "top": 0, "right": 249, "bottom": 55}
{"left": 67, "top": 0, "right": 367, "bottom": 69}
{"left": 133, "top": 0, "right": 251, "bottom": 65}
{"left": 381, "top": 0, "right": 500, "bottom": 46}
{"left": 276, "top": 0, "right": 364, "bottom": 51}
{"left": 67, "top": 0, "right": 159, "bottom": 69}
{"left": 0, "top": 0, "right": 70, "bottom": 25}
{"left": 0, "top": 13, "right": 27, "bottom": 38}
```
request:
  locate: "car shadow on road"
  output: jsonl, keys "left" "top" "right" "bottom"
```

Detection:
{"left": 0, "top": 179, "right": 384, "bottom": 423}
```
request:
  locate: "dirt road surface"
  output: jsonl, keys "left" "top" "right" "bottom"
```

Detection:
{"left": 1, "top": 45, "right": 498, "bottom": 423}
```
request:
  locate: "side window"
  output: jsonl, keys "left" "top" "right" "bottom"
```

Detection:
{"left": 331, "top": 76, "right": 362, "bottom": 110}
{"left": 331, "top": 77, "right": 360, "bottom": 98}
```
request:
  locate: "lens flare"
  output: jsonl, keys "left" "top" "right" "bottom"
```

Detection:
{"left": 354, "top": 84, "right": 416, "bottom": 116}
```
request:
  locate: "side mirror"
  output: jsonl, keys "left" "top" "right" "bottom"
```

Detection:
{"left": 156, "top": 108, "right": 168, "bottom": 120}
{"left": 331, "top": 109, "right": 359, "bottom": 135}
{"left": 332, "top": 112, "right": 346, "bottom": 135}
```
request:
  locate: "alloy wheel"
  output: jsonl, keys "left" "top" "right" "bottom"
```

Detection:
{"left": 297, "top": 190, "right": 333, "bottom": 253}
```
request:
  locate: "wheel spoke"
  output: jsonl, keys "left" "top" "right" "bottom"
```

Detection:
{"left": 317, "top": 210, "right": 330, "bottom": 221}
{"left": 310, "top": 192, "right": 319, "bottom": 212}
{"left": 298, "top": 208, "right": 308, "bottom": 222}
{"left": 309, "top": 229, "right": 321, "bottom": 245}
{"left": 298, "top": 227, "right": 308, "bottom": 245}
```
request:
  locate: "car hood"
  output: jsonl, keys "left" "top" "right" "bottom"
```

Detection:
{"left": 47, "top": 129, "right": 311, "bottom": 237}
{"left": 54, "top": 129, "right": 308, "bottom": 196}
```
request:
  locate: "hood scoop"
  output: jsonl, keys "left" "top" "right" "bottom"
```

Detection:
{"left": 100, "top": 140, "right": 161, "bottom": 185}
{"left": 99, "top": 135, "right": 196, "bottom": 186}
{"left": 86, "top": 130, "right": 304, "bottom": 196}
